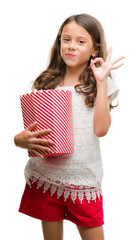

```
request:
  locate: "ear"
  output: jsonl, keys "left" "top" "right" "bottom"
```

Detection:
{"left": 92, "top": 47, "right": 99, "bottom": 57}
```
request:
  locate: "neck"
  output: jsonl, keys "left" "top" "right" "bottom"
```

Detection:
{"left": 62, "top": 66, "right": 85, "bottom": 85}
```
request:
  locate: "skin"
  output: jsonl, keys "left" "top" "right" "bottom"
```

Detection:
{"left": 60, "top": 21, "right": 99, "bottom": 86}
{"left": 91, "top": 48, "right": 125, "bottom": 137}
{"left": 41, "top": 220, "right": 104, "bottom": 240}
{"left": 41, "top": 22, "right": 124, "bottom": 240}
{"left": 14, "top": 21, "right": 125, "bottom": 240}
{"left": 14, "top": 122, "right": 54, "bottom": 158}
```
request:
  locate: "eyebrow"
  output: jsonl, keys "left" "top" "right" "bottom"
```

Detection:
{"left": 62, "top": 34, "right": 88, "bottom": 40}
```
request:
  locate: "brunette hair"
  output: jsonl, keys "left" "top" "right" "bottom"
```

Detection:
{"left": 32, "top": 13, "right": 116, "bottom": 109}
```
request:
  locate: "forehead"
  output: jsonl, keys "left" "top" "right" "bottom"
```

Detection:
{"left": 62, "top": 21, "right": 92, "bottom": 39}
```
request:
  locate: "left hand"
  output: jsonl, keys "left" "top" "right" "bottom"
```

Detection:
{"left": 90, "top": 47, "right": 125, "bottom": 83}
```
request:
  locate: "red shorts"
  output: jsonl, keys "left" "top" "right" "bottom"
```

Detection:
{"left": 19, "top": 181, "right": 104, "bottom": 228}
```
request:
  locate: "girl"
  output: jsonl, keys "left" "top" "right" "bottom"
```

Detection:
{"left": 14, "top": 14, "right": 124, "bottom": 240}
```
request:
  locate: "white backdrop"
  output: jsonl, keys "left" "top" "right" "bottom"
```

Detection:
{"left": 0, "top": 0, "right": 139, "bottom": 239}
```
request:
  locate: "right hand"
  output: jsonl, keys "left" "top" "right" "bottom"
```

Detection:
{"left": 14, "top": 122, "right": 54, "bottom": 158}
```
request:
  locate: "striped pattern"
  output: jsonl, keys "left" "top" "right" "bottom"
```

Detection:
{"left": 20, "top": 90, "right": 74, "bottom": 157}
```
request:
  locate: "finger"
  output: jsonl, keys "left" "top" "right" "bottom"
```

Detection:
{"left": 31, "top": 128, "right": 52, "bottom": 137}
{"left": 29, "top": 144, "right": 52, "bottom": 153}
{"left": 38, "top": 139, "right": 54, "bottom": 145}
{"left": 31, "top": 138, "right": 54, "bottom": 145}
{"left": 111, "top": 56, "right": 125, "bottom": 66}
{"left": 29, "top": 149, "right": 44, "bottom": 158}
{"left": 27, "top": 122, "right": 37, "bottom": 131}
{"left": 106, "top": 47, "right": 113, "bottom": 62}
{"left": 90, "top": 59, "right": 96, "bottom": 72}
{"left": 92, "top": 58, "right": 104, "bottom": 64}
{"left": 111, "top": 63, "right": 124, "bottom": 70}
{"left": 90, "top": 59, "right": 95, "bottom": 67}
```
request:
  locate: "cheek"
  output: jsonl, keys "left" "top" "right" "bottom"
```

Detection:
{"left": 80, "top": 48, "right": 92, "bottom": 61}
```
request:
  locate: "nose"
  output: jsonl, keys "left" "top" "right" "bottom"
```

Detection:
{"left": 68, "top": 41, "right": 76, "bottom": 50}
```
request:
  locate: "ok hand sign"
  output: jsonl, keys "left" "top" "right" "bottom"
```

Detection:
{"left": 90, "top": 47, "right": 125, "bottom": 83}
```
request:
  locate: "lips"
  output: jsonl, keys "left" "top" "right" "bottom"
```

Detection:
{"left": 66, "top": 53, "right": 76, "bottom": 58}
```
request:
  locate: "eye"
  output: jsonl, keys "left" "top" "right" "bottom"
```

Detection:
{"left": 78, "top": 40, "right": 85, "bottom": 44}
{"left": 63, "top": 38, "right": 70, "bottom": 42}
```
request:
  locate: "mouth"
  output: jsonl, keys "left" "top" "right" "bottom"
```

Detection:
{"left": 66, "top": 53, "right": 76, "bottom": 58}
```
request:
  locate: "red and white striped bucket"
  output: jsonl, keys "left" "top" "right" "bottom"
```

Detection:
{"left": 20, "top": 89, "right": 74, "bottom": 157}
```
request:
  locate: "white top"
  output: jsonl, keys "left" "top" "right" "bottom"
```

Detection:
{"left": 24, "top": 77, "right": 119, "bottom": 203}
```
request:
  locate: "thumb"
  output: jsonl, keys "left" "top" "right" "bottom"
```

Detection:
{"left": 27, "top": 122, "right": 37, "bottom": 131}
{"left": 90, "top": 59, "right": 96, "bottom": 71}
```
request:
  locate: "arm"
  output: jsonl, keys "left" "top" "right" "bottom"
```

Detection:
{"left": 94, "top": 81, "right": 111, "bottom": 137}
{"left": 90, "top": 48, "right": 124, "bottom": 137}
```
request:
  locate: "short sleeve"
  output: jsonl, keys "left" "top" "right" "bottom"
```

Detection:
{"left": 107, "top": 76, "right": 119, "bottom": 102}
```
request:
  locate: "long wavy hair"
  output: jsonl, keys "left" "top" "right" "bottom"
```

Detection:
{"left": 32, "top": 14, "right": 115, "bottom": 110}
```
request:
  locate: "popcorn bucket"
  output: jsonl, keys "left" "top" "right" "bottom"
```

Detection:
{"left": 20, "top": 89, "right": 74, "bottom": 157}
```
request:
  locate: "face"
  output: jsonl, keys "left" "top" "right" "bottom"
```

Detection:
{"left": 60, "top": 21, "right": 97, "bottom": 71}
